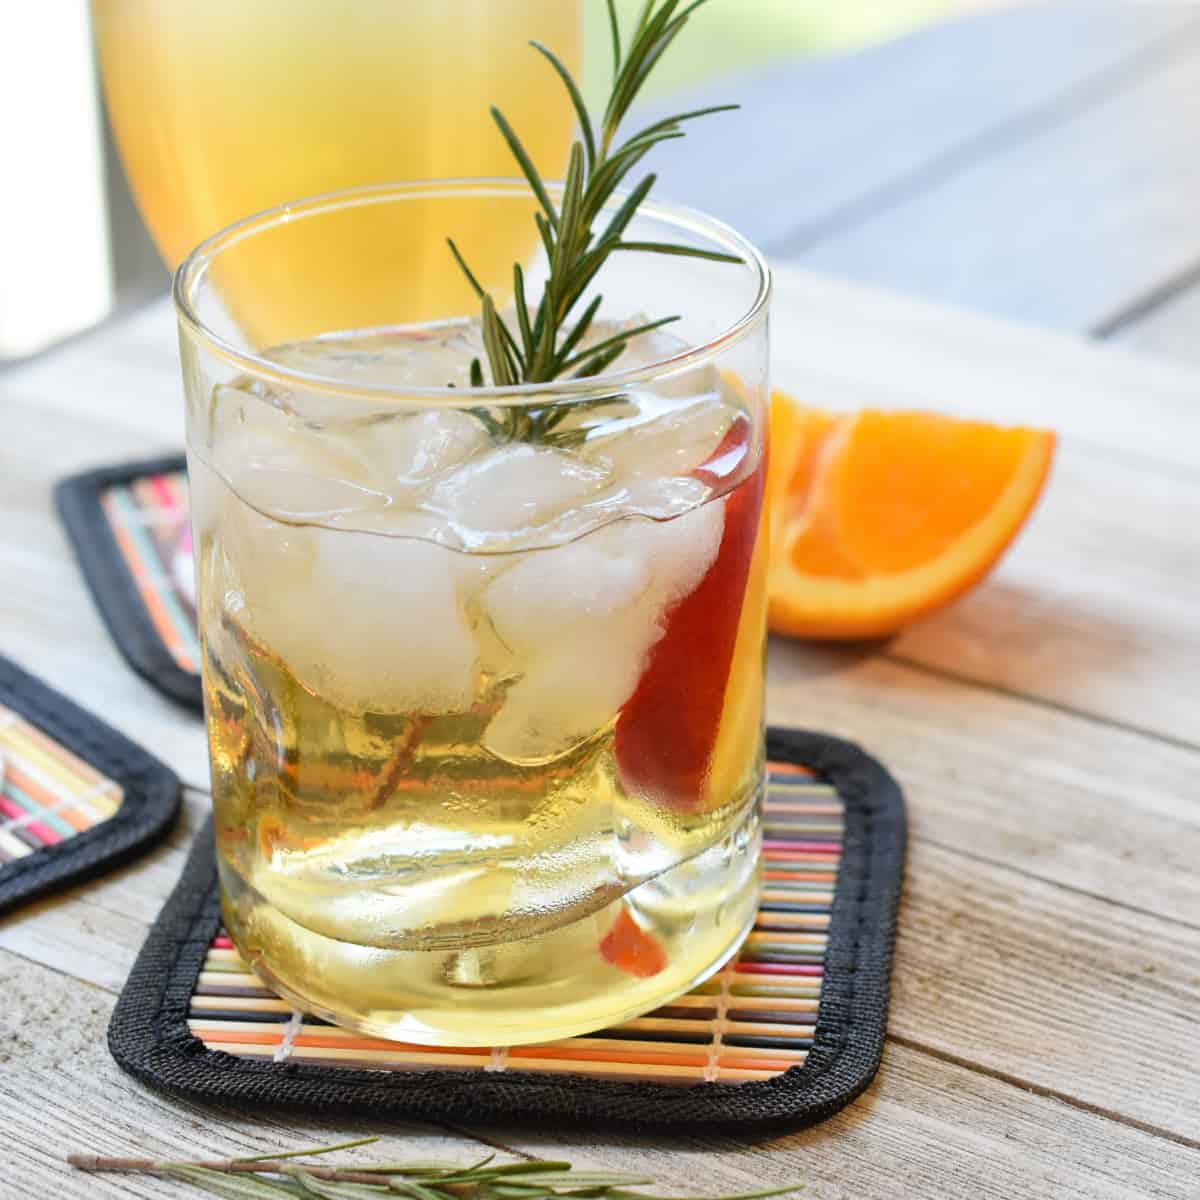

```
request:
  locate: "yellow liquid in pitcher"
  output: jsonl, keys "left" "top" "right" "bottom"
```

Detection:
{"left": 93, "top": 0, "right": 579, "bottom": 340}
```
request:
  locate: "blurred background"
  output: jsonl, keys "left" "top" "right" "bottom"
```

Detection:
{"left": 0, "top": 0, "right": 1004, "bottom": 364}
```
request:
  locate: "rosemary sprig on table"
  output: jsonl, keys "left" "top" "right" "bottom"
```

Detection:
{"left": 448, "top": 0, "right": 740, "bottom": 437}
{"left": 68, "top": 1137, "right": 804, "bottom": 1199}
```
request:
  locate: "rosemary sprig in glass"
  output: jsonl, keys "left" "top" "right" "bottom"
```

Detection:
{"left": 448, "top": 0, "right": 740, "bottom": 442}
{"left": 68, "top": 1136, "right": 805, "bottom": 1199}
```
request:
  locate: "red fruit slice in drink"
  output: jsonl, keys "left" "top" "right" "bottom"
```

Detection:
{"left": 615, "top": 417, "right": 767, "bottom": 811}
{"left": 599, "top": 908, "right": 668, "bottom": 977}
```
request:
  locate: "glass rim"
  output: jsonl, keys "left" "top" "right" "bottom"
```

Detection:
{"left": 172, "top": 178, "right": 771, "bottom": 405}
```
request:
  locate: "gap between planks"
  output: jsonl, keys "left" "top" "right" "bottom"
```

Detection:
{"left": 882, "top": 653, "right": 1200, "bottom": 759}
{"left": 889, "top": 1034, "right": 1200, "bottom": 1155}
{"left": 913, "top": 833, "right": 1200, "bottom": 937}
{"left": 8, "top": 735, "right": 1200, "bottom": 1135}
{"left": 764, "top": 10, "right": 1200, "bottom": 260}
{"left": 8, "top": 768, "right": 1198, "bottom": 1139}
{"left": 2, "top": 938, "right": 1192, "bottom": 1174}
{"left": 1090, "top": 254, "right": 1200, "bottom": 341}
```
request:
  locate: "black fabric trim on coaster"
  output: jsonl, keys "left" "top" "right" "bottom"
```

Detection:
{"left": 55, "top": 454, "right": 202, "bottom": 713}
{"left": 0, "top": 656, "right": 182, "bottom": 915}
{"left": 109, "top": 728, "right": 905, "bottom": 1133}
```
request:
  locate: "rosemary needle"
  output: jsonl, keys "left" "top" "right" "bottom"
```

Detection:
{"left": 448, "top": 0, "right": 740, "bottom": 442}
{"left": 68, "top": 1138, "right": 805, "bottom": 1200}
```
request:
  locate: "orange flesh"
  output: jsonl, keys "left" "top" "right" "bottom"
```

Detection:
{"left": 768, "top": 395, "right": 1055, "bottom": 640}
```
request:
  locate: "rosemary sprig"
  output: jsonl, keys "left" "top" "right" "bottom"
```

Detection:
{"left": 449, "top": 0, "right": 740, "bottom": 438}
{"left": 68, "top": 1137, "right": 805, "bottom": 1200}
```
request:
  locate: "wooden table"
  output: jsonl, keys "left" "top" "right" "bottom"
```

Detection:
{"left": 3, "top": 262, "right": 1198, "bottom": 1197}
{"left": 653, "top": 0, "right": 1200, "bottom": 368}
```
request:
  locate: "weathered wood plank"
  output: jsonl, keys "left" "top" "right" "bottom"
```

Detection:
{"left": 6, "top": 270, "right": 1200, "bottom": 806}
{"left": 8, "top": 681, "right": 1198, "bottom": 1141}
{"left": 785, "top": 27, "right": 1200, "bottom": 333}
{"left": 3, "top": 946, "right": 1197, "bottom": 1198}
{"left": 496, "top": 1037, "right": 1200, "bottom": 1198}
{"left": 0, "top": 790, "right": 205, "bottom": 989}
{"left": 0, "top": 393, "right": 207, "bottom": 789}
{"left": 767, "top": 648, "right": 1200, "bottom": 930}
{"left": 891, "top": 839, "right": 1200, "bottom": 1140}
{"left": 0, "top": 952, "right": 501, "bottom": 1199}
{"left": 769, "top": 267, "right": 1200, "bottom": 472}
{"left": 4, "top": 234, "right": 1199, "bottom": 1178}
{"left": 2, "top": 306, "right": 183, "bottom": 440}
{"left": 20, "top": 641, "right": 1190, "bottom": 985}
{"left": 645, "top": 0, "right": 1200, "bottom": 255}
{"left": 1110, "top": 273, "right": 1200, "bottom": 365}
{"left": 13, "top": 253, "right": 1200, "bottom": 470}
{"left": 887, "top": 443, "right": 1200, "bottom": 746}
{"left": 769, "top": 268, "right": 1200, "bottom": 742}
{"left": 15, "top": 640, "right": 1196, "bottom": 1000}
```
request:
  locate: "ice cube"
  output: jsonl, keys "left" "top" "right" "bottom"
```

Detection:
{"left": 598, "top": 321, "right": 689, "bottom": 371}
{"left": 205, "top": 382, "right": 382, "bottom": 518}
{"left": 231, "top": 465, "right": 390, "bottom": 523}
{"left": 342, "top": 409, "right": 490, "bottom": 491}
{"left": 482, "top": 544, "right": 652, "bottom": 656}
{"left": 425, "top": 444, "right": 611, "bottom": 546}
{"left": 266, "top": 321, "right": 488, "bottom": 393}
{"left": 210, "top": 480, "right": 320, "bottom": 657}
{"left": 598, "top": 322, "right": 720, "bottom": 400}
{"left": 481, "top": 499, "right": 725, "bottom": 764}
{"left": 612, "top": 499, "right": 727, "bottom": 609}
{"left": 306, "top": 532, "right": 479, "bottom": 714}
{"left": 483, "top": 625, "right": 649, "bottom": 765}
{"left": 229, "top": 516, "right": 479, "bottom": 715}
{"left": 588, "top": 474, "right": 711, "bottom": 522}
{"left": 447, "top": 551, "right": 512, "bottom": 601}
{"left": 583, "top": 393, "right": 732, "bottom": 482}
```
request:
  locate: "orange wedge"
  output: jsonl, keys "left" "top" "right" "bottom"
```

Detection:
{"left": 766, "top": 392, "right": 837, "bottom": 544}
{"left": 768, "top": 393, "right": 1055, "bottom": 640}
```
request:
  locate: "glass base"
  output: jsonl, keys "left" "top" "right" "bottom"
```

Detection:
{"left": 218, "top": 808, "right": 762, "bottom": 1047}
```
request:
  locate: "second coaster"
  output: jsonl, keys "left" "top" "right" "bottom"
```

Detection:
{"left": 0, "top": 656, "right": 182, "bottom": 915}
{"left": 56, "top": 455, "right": 202, "bottom": 713}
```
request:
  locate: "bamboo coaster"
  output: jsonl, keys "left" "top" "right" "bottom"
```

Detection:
{"left": 110, "top": 729, "right": 905, "bottom": 1132}
{"left": 56, "top": 455, "right": 202, "bottom": 713}
{"left": 0, "top": 657, "right": 181, "bottom": 914}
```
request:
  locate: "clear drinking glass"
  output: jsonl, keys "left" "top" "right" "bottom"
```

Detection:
{"left": 175, "top": 181, "right": 771, "bottom": 1046}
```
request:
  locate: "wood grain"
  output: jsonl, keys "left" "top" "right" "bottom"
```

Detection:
{"left": 642, "top": 0, "right": 1200, "bottom": 254}
{"left": 5, "top": 746, "right": 1197, "bottom": 1145}
{"left": 891, "top": 840, "right": 1200, "bottom": 1141}
{"left": 10, "top": 271, "right": 1198, "bottom": 780}
{"left": 0, "top": 790, "right": 205, "bottom": 990}
{"left": 0, "top": 952, "right": 501, "bottom": 1199}
{"left": 769, "top": 268, "right": 1200, "bottom": 472}
{"left": 1110, "top": 270, "right": 1200, "bottom": 365}
{"left": 770, "top": 269, "right": 1200, "bottom": 742}
{"left": 496, "top": 1037, "right": 1200, "bottom": 1199}
{"left": 768, "top": 648, "right": 1200, "bottom": 930}
{"left": 3, "top": 933, "right": 1197, "bottom": 1198}
{"left": 18, "top": 268, "right": 1200, "bottom": 466}
{"left": 887, "top": 443, "right": 1200, "bottom": 746}
{"left": 787, "top": 28, "right": 1200, "bottom": 332}
{"left": 4, "top": 237, "right": 1200, "bottom": 1187}
{"left": 0, "top": 393, "right": 208, "bottom": 789}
